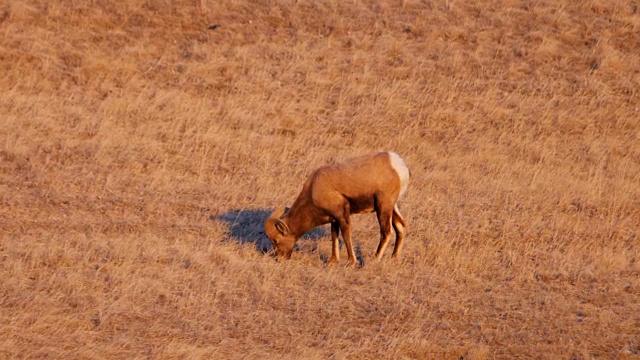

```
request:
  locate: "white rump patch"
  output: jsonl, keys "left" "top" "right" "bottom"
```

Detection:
{"left": 388, "top": 152, "right": 410, "bottom": 197}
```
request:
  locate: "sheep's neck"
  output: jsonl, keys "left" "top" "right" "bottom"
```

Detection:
{"left": 284, "top": 205, "right": 327, "bottom": 239}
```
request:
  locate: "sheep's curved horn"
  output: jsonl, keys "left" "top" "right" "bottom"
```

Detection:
{"left": 270, "top": 207, "right": 287, "bottom": 220}
{"left": 264, "top": 207, "right": 289, "bottom": 239}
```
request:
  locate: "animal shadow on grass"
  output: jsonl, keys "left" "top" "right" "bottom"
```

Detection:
{"left": 211, "top": 209, "right": 327, "bottom": 255}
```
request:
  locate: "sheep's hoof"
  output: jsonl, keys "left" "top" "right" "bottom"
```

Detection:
{"left": 327, "top": 256, "right": 339, "bottom": 266}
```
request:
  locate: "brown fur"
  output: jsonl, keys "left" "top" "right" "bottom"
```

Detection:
{"left": 264, "top": 152, "right": 409, "bottom": 265}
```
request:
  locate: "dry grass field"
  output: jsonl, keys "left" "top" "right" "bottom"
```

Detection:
{"left": 1, "top": 0, "right": 640, "bottom": 358}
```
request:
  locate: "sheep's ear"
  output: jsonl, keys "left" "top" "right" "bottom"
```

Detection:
{"left": 275, "top": 220, "right": 290, "bottom": 235}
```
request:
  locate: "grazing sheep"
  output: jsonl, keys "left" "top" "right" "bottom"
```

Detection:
{"left": 264, "top": 151, "right": 409, "bottom": 265}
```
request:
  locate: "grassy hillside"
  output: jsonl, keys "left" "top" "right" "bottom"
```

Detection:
{"left": 1, "top": 0, "right": 639, "bottom": 358}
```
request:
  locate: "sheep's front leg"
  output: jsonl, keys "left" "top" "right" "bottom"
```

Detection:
{"left": 329, "top": 221, "right": 340, "bottom": 264}
{"left": 329, "top": 200, "right": 356, "bottom": 266}
{"left": 338, "top": 218, "right": 357, "bottom": 266}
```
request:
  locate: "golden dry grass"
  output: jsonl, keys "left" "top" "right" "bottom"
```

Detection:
{"left": 1, "top": 0, "right": 640, "bottom": 358}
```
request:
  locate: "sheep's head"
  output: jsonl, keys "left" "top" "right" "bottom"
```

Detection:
{"left": 264, "top": 207, "right": 295, "bottom": 259}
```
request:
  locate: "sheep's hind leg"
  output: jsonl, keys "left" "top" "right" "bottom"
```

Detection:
{"left": 391, "top": 205, "right": 407, "bottom": 258}
{"left": 375, "top": 207, "right": 394, "bottom": 260}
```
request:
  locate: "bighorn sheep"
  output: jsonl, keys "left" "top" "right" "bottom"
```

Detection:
{"left": 264, "top": 151, "right": 410, "bottom": 265}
